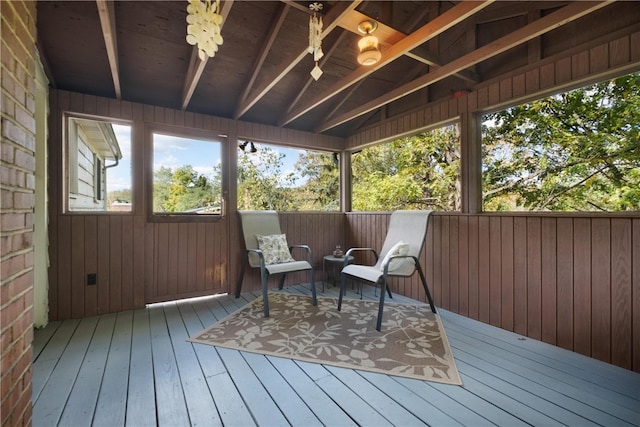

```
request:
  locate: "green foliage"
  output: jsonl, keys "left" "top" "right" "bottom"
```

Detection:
{"left": 153, "top": 165, "right": 220, "bottom": 213}
{"left": 294, "top": 151, "right": 339, "bottom": 211}
{"left": 237, "top": 147, "right": 339, "bottom": 211}
{"left": 352, "top": 126, "right": 461, "bottom": 211}
{"left": 237, "top": 147, "right": 297, "bottom": 210}
{"left": 483, "top": 73, "right": 640, "bottom": 211}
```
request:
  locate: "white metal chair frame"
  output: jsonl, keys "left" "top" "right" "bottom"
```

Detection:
{"left": 236, "top": 210, "right": 317, "bottom": 317}
{"left": 338, "top": 210, "right": 436, "bottom": 331}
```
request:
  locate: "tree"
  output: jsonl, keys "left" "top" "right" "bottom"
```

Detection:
{"left": 237, "top": 147, "right": 297, "bottom": 210}
{"left": 352, "top": 125, "right": 461, "bottom": 211}
{"left": 483, "top": 73, "right": 640, "bottom": 211}
{"left": 153, "top": 165, "right": 220, "bottom": 212}
{"left": 294, "top": 151, "right": 339, "bottom": 211}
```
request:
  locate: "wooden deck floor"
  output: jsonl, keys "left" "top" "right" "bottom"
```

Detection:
{"left": 32, "top": 284, "right": 640, "bottom": 426}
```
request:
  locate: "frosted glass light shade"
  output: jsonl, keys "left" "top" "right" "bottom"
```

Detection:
{"left": 357, "top": 35, "right": 381, "bottom": 66}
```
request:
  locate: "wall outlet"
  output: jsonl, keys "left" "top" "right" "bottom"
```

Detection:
{"left": 87, "top": 273, "right": 97, "bottom": 286}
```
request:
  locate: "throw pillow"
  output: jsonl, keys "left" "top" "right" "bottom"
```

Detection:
{"left": 379, "top": 241, "right": 410, "bottom": 272}
{"left": 256, "top": 234, "right": 295, "bottom": 265}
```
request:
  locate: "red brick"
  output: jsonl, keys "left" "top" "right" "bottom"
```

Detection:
{"left": 25, "top": 172, "right": 35, "bottom": 190}
{"left": 1, "top": 141, "right": 15, "bottom": 164}
{"left": 0, "top": 236, "right": 11, "bottom": 257}
{"left": 13, "top": 191, "right": 33, "bottom": 209}
{"left": 14, "top": 147, "right": 35, "bottom": 171}
{"left": 1, "top": 188, "right": 13, "bottom": 208}
{"left": 11, "top": 231, "right": 32, "bottom": 251}
{"left": 0, "top": 213, "right": 25, "bottom": 231}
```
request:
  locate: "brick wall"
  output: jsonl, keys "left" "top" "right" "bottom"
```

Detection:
{"left": 1, "top": 1, "right": 37, "bottom": 425}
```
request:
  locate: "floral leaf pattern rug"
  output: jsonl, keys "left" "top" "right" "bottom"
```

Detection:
{"left": 188, "top": 292, "right": 462, "bottom": 385}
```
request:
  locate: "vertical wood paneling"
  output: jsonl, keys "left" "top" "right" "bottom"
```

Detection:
{"left": 133, "top": 216, "right": 145, "bottom": 307}
{"left": 478, "top": 217, "right": 490, "bottom": 323}
{"left": 611, "top": 218, "right": 632, "bottom": 369}
{"left": 441, "top": 216, "right": 451, "bottom": 308}
{"left": 500, "top": 217, "right": 514, "bottom": 332}
{"left": 449, "top": 216, "right": 459, "bottom": 313}
{"left": 541, "top": 217, "right": 557, "bottom": 345}
{"left": 591, "top": 218, "right": 611, "bottom": 363}
{"left": 340, "top": 213, "right": 637, "bottom": 373}
{"left": 109, "top": 216, "right": 123, "bottom": 312}
{"left": 121, "top": 216, "right": 134, "bottom": 311}
{"left": 573, "top": 218, "right": 591, "bottom": 357}
{"left": 84, "top": 216, "right": 98, "bottom": 317}
{"left": 513, "top": 217, "right": 528, "bottom": 336}
{"left": 432, "top": 215, "right": 443, "bottom": 305}
{"left": 489, "top": 216, "right": 501, "bottom": 326}
{"left": 633, "top": 218, "right": 640, "bottom": 372}
{"left": 468, "top": 216, "right": 479, "bottom": 320}
{"left": 57, "top": 215, "right": 72, "bottom": 319}
{"left": 97, "top": 216, "right": 111, "bottom": 315}
{"left": 527, "top": 218, "right": 542, "bottom": 340}
{"left": 458, "top": 216, "right": 469, "bottom": 316}
{"left": 556, "top": 217, "right": 574, "bottom": 351}
{"left": 71, "top": 216, "right": 85, "bottom": 319}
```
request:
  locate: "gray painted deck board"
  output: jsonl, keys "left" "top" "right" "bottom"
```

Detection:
{"left": 93, "top": 311, "right": 133, "bottom": 427}
{"left": 32, "top": 284, "right": 640, "bottom": 426}
{"left": 125, "top": 308, "right": 156, "bottom": 427}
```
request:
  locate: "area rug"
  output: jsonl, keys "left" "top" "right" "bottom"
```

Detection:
{"left": 188, "top": 292, "right": 462, "bottom": 385}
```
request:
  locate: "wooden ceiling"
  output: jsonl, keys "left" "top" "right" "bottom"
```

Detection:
{"left": 36, "top": 1, "right": 639, "bottom": 137}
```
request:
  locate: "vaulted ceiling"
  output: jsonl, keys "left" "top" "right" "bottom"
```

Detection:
{"left": 36, "top": 1, "right": 639, "bottom": 137}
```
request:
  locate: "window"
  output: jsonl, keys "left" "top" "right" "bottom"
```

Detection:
{"left": 482, "top": 72, "right": 640, "bottom": 212}
{"left": 152, "top": 132, "right": 223, "bottom": 215}
{"left": 351, "top": 124, "right": 461, "bottom": 211}
{"left": 237, "top": 141, "right": 339, "bottom": 211}
{"left": 65, "top": 115, "right": 131, "bottom": 212}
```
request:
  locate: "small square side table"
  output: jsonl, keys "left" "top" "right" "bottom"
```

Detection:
{"left": 322, "top": 254, "right": 354, "bottom": 292}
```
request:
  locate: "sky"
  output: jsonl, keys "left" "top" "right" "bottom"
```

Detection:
{"left": 107, "top": 125, "right": 305, "bottom": 192}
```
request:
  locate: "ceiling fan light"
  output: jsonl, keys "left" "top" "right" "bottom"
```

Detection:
{"left": 357, "top": 35, "right": 381, "bottom": 66}
{"left": 357, "top": 48, "right": 382, "bottom": 66}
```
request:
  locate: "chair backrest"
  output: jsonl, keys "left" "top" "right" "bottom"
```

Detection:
{"left": 238, "top": 210, "right": 283, "bottom": 267}
{"left": 375, "top": 210, "right": 432, "bottom": 276}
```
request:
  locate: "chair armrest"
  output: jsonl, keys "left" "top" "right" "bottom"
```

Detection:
{"left": 246, "top": 248, "right": 266, "bottom": 267}
{"left": 345, "top": 247, "right": 379, "bottom": 266}
{"left": 381, "top": 254, "right": 417, "bottom": 275}
{"left": 289, "top": 244, "right": 313, "bottom": 264}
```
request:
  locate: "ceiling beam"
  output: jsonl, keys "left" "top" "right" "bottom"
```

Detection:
{"left": 181, "top": 0, "right": 234, "bottom": 110}
{"left": 341, "top": 9, "right": 480, "bottom": 83}
{"left": 96, "top": 0, "right": 121, "bottom": 99}
{"left": 317, "top": 0, "right": 613, "bottom": 133}
{"left": 235, "top": 3, "right": 290, "bottom": 111}
{"left": 233, "top": 0, "right": 362, "bottom": 120}
{"left": 279, "top": 0, "right": 493, "bottom": 127}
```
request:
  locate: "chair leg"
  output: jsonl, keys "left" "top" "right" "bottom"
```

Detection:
{"left": 376, "top": 278, "right": 387, "bottom": 332}
{"left": 278, "top": 274, "right": 286, "bottom": 290}
{"left": 235, "top": 258, "right": 247, "bottom": 298}
{"left": 310, "top": 268, "right": 317, "bottom": 306}
{"left": 260, "top": 267, "right": 270, "bottom": 317}
{"left": 337, "top": 273, "right": 346, "bottom": 311}
{"left": 416, "top": 263, "right": 436, "bottom": 313}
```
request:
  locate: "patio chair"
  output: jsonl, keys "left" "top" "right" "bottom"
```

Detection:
{"left": 338, "top": 210, "right": 436, "bottom": 331}
{"left": 236, "top": 210, "right": 317, "bottom": 317}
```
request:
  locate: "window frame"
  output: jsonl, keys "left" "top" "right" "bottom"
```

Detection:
{"left": 146, "top": 124, "right": 228, "bottom": 223}
{"left": 62, "top": 112, "right": 132, "bottom": 214}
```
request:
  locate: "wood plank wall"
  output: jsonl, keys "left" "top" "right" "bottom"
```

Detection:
{"left": 47, "top": 90, "right": 345, "bottom": 320}
{"left": 346, "top": 212, "right": 640, "bottom": 373}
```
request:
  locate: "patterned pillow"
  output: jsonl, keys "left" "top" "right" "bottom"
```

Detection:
{"left": 256, "top": 234, "right": 295, "bottom": 265}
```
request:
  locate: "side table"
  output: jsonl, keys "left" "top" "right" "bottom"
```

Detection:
{"left": 322, "top": 255, "right": 354, "bottom": 292}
